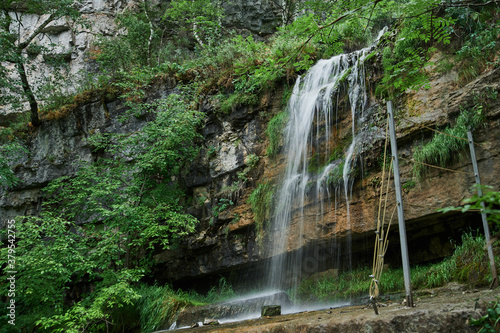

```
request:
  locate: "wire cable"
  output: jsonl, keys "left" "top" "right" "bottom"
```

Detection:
{"left": 400, "top": 156, "right": 474, "bottom": 175}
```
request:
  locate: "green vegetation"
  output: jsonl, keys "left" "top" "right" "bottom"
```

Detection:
{"left": 0, "top": 141, "right": 26, "bottom": 190}
{"left": 164, "top": 0, "right": 223, "bottom": 48}
{"left": 266, "top": 111, "right": 288, "bottom": 158}
{"left": 326, "top": 161, "right": 346, "bottom": 186}
{"left": 211, "top": 198, "right": 234, "bottom": 224}
{"left": 0, "top": 0, "right": 83, "bottom": 126}
{"left": 290, "top": 232, "right": 495, "bottom": 302}
{"left": 248, "top": 182, "right": 275, "bottom": 246}
{"left": 440, "top": 185, "right": 500, "bottom": 229}
{"left": 412, "top": 105, "right": 485, "bottom": 179}
{"left": 402, "top": 180, "right": 416, "bottom": 191}
{"left": 449, "top": 4, "right": 500, "bottom": 84}
{"left": 125, "top": 278, "right": 235, "bottom": 333}
{"left": 245, "top": 154, "right": 260, "bottom": 168}
{"left": 376, "top": 0, "right": 499, "bottom": 97}
{"left": 0, "top": 93, "right": 203, "bottom": 331}
{"left": 376, "top": 11, "right": 454, "bottom": 98}
{"left": 1, "top": 0, "right": 496, "bottom": 135}
{"left": 470, "top": 299, "right": 500, "bottom": 333}
{"left": 440, "top": 188, "right": 500, "bottom": 333}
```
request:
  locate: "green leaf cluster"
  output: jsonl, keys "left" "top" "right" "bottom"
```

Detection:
{"left": 376, "top": 1, "right": 454, "bottom": 98}
{"left": 440, "top": 185, "right": 500, "bottom": 228}
{"left": 446, "top": 2, "right": 500, "bottom": 83}
{"left": 470, "top": 300, "right": 500, "bottom": 333}
{"left": 266, "top": 111, "right": 289, "bottom": 158}
{"left": 164, "top": 0, "right": 223, "bottom": 47}
{"left": 0, "top": 141, "right": 26, "bottom": 190}
{"left": 0, "top": 92, "right": 203, "bottom": 331}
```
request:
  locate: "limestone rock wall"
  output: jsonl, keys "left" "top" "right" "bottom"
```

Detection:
{"left": 154, "top": 65, "right": 500, "bottom": 289}
{"left": 1, "top": 4, "right": 500, "bottom": 290}
{"left": 0, "top": 0, "right": 283, "bottom": 124}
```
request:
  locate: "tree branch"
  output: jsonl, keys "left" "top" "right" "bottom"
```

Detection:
{"left": 191, "top": 0, "right": 204, "bottom": 48}
{"left": 17, "top": 12, "right": 56, "bottom": 50}
{"left": 142, "top": 0, "right": 154, "bottom": 65}
{"left": 284, "top": 0, "right": 383, "bottom": 69}
{"left": 16, "top": 59, "right": 40, "bottom": 126}
{"left": 440, "top": 0, "right": 499, "bottom": 7}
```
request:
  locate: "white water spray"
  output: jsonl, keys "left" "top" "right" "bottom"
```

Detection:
{"left": 266, "top": 42, "right": 377, "bottom": 290}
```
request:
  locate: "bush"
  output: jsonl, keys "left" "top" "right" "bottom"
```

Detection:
{"left": 446, "top": 4, "right": 500, "bottom": 84}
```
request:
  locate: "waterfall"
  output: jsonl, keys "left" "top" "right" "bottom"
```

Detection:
{"left": 265, "top": 44, "right": 375, "bottom": 291}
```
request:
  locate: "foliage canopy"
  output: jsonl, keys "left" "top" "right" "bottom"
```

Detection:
{"left": 0, "top": 92, "right": 203, "bottom": 331}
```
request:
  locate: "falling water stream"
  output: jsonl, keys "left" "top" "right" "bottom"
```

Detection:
{"left": 266, "top": 46, "right": 371, "bottom": 291}
{"left": 170, "top": 30, "right": 387, "bottom": 330}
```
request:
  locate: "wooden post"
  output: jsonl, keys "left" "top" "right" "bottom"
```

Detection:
{"left": 387, "top": 101, "right": 413, "bottom": 307}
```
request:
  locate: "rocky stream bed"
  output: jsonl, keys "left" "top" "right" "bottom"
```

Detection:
{"left": 159, "top": 284, "right": 500, "bottom": 333}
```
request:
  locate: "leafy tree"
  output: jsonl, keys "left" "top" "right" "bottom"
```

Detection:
{"left": 0, "top": 0, "right": 81, "bottom": 126}
{"left": 0, "top": 92, "right": 204, "bottom": 331}
{"left": 93, "top": 2, "right": 162, "bottom": 76}
{"left": 0, "top": 141, "right": 26, "bottom": 190}
{"left": 164, "top": 0, "right": 223, "bottom": 48}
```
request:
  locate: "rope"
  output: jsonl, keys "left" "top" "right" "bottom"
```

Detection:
{"left": 372, "top": 120, "right": 390, "bottom": 283}
{"left": 370, "top": 116, "right": 395, "bottom": 302}
{"left": 375, "top": 120, "right": 390, "bottom": 240}
{"left": 399, "top": 157, "right": 474, "bottom": 175}
{"left": 368, "top": 113, "right": 492, "bottom": 304}
{"left": 401, "top": 116, "right": 496, "bottom": 155}
{"left": 370, "top": 205, "right": 397, "bottom": 301}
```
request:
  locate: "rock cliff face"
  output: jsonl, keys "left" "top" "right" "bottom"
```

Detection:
{"left": 0, "top": 0, "right": 283, "bottom": 123}
{"left": 155, "top": 63, "right": 500, "bottom": 290}
{"left": 3, "top": 65, "right": 500, "bottom": 290}
{"left": 1, "top": 3, "right": 500, "bottom": 292}
{"left": 0, "top": 0, "right": 129, "bottom": 123}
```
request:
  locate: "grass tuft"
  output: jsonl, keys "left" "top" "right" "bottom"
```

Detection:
{"left": 413, "top": 106, "right": 485, "bottom": 179}
{"left": 248, "top": 182, "right": 275, "bottom": 247}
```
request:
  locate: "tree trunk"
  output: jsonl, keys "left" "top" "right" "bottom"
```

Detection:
{"left": 16, "top": 59, "right": 40, "bottom": 127}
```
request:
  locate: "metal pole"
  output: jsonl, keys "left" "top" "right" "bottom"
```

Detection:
{"left": 467, "top": 130, "right": 498, "bottom": 288}
{"left": 387, "top": 101, "right": 413, "bottom": 307}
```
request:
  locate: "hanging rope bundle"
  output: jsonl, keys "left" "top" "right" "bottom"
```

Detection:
{"left": 369, "top": 117, "right": 397, "bottom": 314}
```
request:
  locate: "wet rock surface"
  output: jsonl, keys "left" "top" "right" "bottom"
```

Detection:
{"left": 162, "top": 285, "right": 500, "bottom": 332}
{"left": 176, "top": 292, "right": 291, "bottom": 328}
{"left": 261, "top": 305, "right": 281, "bottom": 317}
